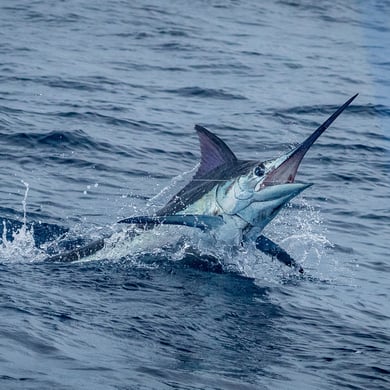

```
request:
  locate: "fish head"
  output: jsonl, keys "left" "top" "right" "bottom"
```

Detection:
{"left": 215, "top": 160, "right": 310, "bottom": 227}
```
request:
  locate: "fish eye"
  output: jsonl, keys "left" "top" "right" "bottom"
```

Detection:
{"left": 254, "top": 165, "right": 265, "bottom": 177}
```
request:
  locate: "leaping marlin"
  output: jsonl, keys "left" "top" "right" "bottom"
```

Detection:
{"left": 117, "top": 94, "right": 358, "bottom": 272}
{"left": 48, "top": 94, "right": 357, "bottom": 271}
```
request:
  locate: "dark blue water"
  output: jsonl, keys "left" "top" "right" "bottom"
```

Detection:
{"left": 1, "top": 1, "right": 389, "bottom": 389}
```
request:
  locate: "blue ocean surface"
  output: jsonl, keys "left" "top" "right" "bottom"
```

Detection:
{"left": 0, "top": 1, "right": 389, "bottom": 389}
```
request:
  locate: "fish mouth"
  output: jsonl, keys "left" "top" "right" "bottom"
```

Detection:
{"left": 262, "top": 94, "right": 358, "bottom": 186}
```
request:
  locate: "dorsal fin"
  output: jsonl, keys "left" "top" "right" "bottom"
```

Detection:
{"left": 194, "top": 124, "right": 237, "bottom": 178}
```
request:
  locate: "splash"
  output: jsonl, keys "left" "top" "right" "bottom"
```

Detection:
{"left": 245, "top": 197, "right": 337, "bottom": 283}
{"left": 72, "top": 225, "right": 199, "bottom": 264}
{"left": 70, "top": 193, "right": 332, "bottom": 284}
{"left": 0, "top": 181, "right": 45, "bottom": 262}
{"left": 0, "top": 177, "right": 335, "bottom": 284}
{"left": 279, "top": 199, "right": 332, "bottom": 263}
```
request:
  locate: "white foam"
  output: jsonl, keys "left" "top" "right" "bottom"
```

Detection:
{"left": 0, "top": 181, "right": 45, "bottom": 262}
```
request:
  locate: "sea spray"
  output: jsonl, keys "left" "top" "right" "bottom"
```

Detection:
{"left": 0, "top": 181, "right": 45, "bottom": 262}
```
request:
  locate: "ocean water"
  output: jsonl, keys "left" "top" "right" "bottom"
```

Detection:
{"left": 0, "top": 1, "right": 389, "bottom": 389}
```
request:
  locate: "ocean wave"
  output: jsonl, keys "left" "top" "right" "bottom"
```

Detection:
{"left": 163, "top": 86, "right": 247, "bottom": 100}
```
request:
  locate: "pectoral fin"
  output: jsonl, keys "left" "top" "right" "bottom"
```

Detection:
{"left": 118, "top": 214, "right": 223, "bottom": 231}
{"left": 255, "top": 235, "right": 303, "bottom": 273}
